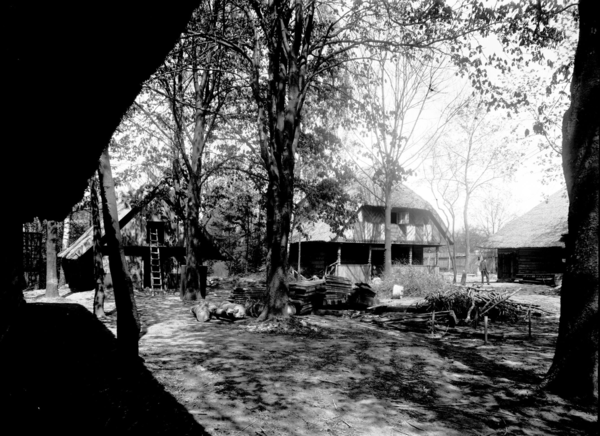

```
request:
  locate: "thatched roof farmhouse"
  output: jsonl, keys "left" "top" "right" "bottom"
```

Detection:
{"left": 487, "top": 190, "right": 568, "bottom": 284}
{"left": 289, "top": 184, "right": 453, "bottom": 282}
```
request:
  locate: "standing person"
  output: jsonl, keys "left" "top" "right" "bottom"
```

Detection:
{"left": 480, "top": 257, "right": 490, "bottom": 285}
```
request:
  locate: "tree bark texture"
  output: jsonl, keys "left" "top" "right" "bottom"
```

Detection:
{"left": 97, "top": 147, "right": 140, "bottom": 357}
{"left": 249, "top": 0, "right": 315, "bottom": 320}
{"left": 91, "top": 176, "right": 106, "bottom": 318}
{"left": 542, "top": 0, "right": 599, "bottom": 402}
{"left": 45, "top": 220, "right": 59, "bottom": 298}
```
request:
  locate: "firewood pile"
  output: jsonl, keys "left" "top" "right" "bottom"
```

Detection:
{"left": 323, "top": 275, "right": 353, "bottom": 306}
{"left": 418, "top": 286, "right": 535, "bottom": 323}
{"left": 289, "top": 279, "right": 326, "bottom": 315}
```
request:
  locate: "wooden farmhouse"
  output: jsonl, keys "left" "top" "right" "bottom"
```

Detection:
{"left": 58, "top": 201, "right": 225, "bottom": 292}
{"left": 289, "top": 185, "right": 453, "bottom": 283}
{"left": 487, "top": 190, "right": 568, "bottom": 285}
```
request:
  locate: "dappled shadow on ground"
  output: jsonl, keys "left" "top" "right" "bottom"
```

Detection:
{"left": 0, "top": 303, "right": 209, "bottom": 436}
{"left": 132, "top": 294, "right": 596, "bottom": 436}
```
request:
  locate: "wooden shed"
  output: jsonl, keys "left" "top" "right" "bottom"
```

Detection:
{"left": 58, "top": 200, "right": 226, "bottom": 292}
{"left": 487, "top": 190, "right": 568, "bottom": 285}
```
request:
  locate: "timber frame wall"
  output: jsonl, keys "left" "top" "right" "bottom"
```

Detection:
{"left": 497, "top": 247, "right": 565, "bottom": 282}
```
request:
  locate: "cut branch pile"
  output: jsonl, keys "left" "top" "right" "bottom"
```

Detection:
{"left": 418, "top": 286, "right": 530, "bottom": 324}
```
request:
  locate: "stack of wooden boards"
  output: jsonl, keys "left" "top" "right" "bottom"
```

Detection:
{"left": 229, "top": 280, "right": 267, "bottom": 305}
{"left": 323, "top": 275, "right": 353, "bottom": 306}
{"left": 289, "top": 279, "right": 326, "bottom": 315}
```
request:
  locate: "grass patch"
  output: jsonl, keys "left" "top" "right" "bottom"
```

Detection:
{"left": 375, "top": 263, "right": 450, "bottom": 299}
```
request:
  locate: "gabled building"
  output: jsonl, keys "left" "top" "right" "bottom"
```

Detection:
{"left": 289, "top": 184, "right": 453, "bottom": 282}
{"left": 487, "top": 190, "right": 568, "bottom": 284}
{"left": 58, "top": 198, "right": 226, "bottom": 292}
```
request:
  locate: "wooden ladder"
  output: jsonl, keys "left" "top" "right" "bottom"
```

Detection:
{"left": 149, "top": 228, "right": 163, "bottom": 293}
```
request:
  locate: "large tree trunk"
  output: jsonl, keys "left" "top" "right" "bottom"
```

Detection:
{"left": 90, "top": 176, "right": 106, "bottom": 318}
{"left": 258, "top": 179, "right": 292, "bottom": 321}
{"left": 97, "top": 147, "right": 141, "bottom": 358}
{"left": 181, "top": 194, "right": 205, "bottom": 301}
{"left": 45, "top": 220, "right": 59, "bottom": 298}
{"left": 542, "top": 0, "right": 599, "bottom": 402}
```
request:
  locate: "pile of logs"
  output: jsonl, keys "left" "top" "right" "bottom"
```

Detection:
{"left": 191, "top": 301, "right": 247, "bottom": 322}
{"left": 289, "top": 279, "right": 326, "bottom": 315}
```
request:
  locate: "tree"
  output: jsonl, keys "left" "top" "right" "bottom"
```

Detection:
{"left": 90, "top": 176, "right": 106, "bottom": 318}
{"left": 453, "top": 0, "right": 597, "bottom": 400}
{"left": 425, "top": 147, "right": 461, "bottom": 283}
{"left": 121, "top": 0, "right": 244, "bottom": 301}
{"left": 45, "top": 220, "right": 59, "bottom": 298}
{"left": 541, "top": 0, "right": 599, "bottom": 401}
{"left": 350, "top": 49, "right": 462, "bottom": 275}
{"left": 476, "top": 190, "right": 516, "bottom": 238}
{"left": 434, "top": 97, "right": 518, "bottom": 276}
{"left": 216, "top": 0, "right": 509, "bottom": 319}
{"left": 97, "top": 147, "right": 141, "bottom": 358}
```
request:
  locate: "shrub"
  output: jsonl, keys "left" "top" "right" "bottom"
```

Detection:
{"left": 374, "top": 263, "right": 449, "bottom": 299}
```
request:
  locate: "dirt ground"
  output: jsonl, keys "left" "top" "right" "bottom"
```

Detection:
{"left": 24, "top": 282, "right": 597, "bottom": 436}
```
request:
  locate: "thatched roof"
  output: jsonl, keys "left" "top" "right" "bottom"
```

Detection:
{"left": 487, "top": 190, "right": 568, "bottom": 249}
{"left": 292, "top": 184, "right": 452, "bottom": 243}
{"left": 59, "top": 203, "right": 227, "bottom": 261}
{"left": 58, "top": 204, "right": 130, "bottom": 260}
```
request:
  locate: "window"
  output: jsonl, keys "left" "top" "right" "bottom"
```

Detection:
{"left": 398, "top": 211, "right": 409, "bottom": 224}
{"left": 391, "top": 212, "right": 398, "bottom": 224}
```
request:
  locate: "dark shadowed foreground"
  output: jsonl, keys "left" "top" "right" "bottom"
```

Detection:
{"left": 0, "top": 303, "right": 208, "bottom": 436}
{"left": 19, "top": 287, "right": 597, "bottom": 436}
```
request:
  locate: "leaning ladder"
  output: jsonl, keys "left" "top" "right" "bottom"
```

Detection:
{"left": 149, "top": 228, "right": 163, "bottom": 291}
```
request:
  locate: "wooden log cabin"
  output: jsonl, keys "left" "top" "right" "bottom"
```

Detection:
{"left": 487, "top": 190, "right": 568, "bottom": 285}
{"left": 289, "top": 185, "right": 453, "bottom": 283}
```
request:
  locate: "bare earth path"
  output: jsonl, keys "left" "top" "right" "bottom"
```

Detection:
{"left": 24, "top": 287, "right": 597, "bottom": 435}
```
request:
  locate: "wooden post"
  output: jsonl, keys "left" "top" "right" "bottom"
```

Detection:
{"left": 435, "top": 246, "right": 439, "bottom": 267}
{"left": 336, "top": 245, "right": 341, "bottom": 276}
{"left": 431, "top": 310, "right": 435, "bottom": 336}
{"left": 484, "top": 316, "right": 489, "bottom": 344}
{"left": 409, "top": 246, "right": 413, "bottom": 265}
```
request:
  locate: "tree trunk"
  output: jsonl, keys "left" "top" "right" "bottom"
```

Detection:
{"left": 257, "top": 178, "right": 292, "bottom": 321}
{"left": 90, "top": 176, "right": 106, "bottom": 318}
{"left": 97, "top": 147, "right": 140, "bottom": 358}
{"left": 463, "top": 193, "right": 471, "bottom": 276}
{"left": 59, "top": 214, "right": 71, "bottom": 287}
{"left": 542, "top": 0, "right": 599, "bottom": 402}
{"left": 181, "top": 197, "right": 205, "bottom": 301}
{"left": 62, "top": 215, "right": 71, "bottom": 249}
{"left": 45, "top": 220, "right": 59, "bottom": 298}
{"left": 384, "top": 185, "right": 393, "bottom": 275}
